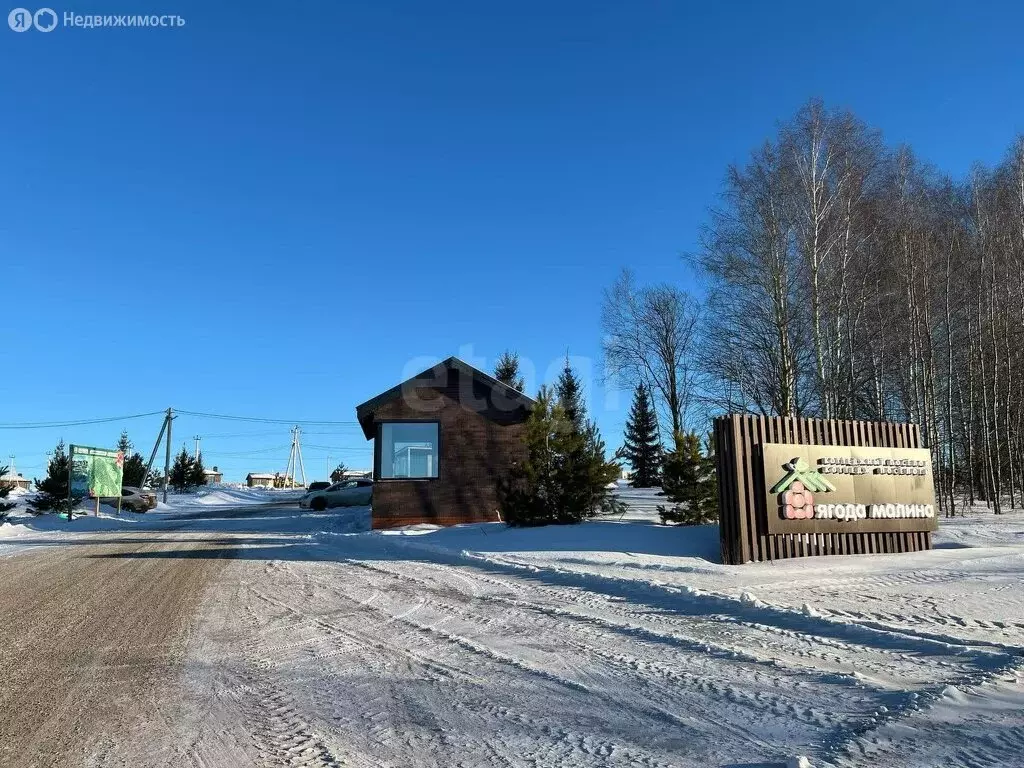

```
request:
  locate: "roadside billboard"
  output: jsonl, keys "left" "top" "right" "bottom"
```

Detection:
{"left": 69, "top": 445, "right": 124, "bottom": 499}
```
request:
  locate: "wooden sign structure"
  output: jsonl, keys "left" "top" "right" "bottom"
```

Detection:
{"left": 714, "top": 415, "right": 936, "bottom": 564}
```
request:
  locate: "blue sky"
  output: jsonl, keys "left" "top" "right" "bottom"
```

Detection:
{"left": 2, "top": 1, "right": 1024, "bottom": 481}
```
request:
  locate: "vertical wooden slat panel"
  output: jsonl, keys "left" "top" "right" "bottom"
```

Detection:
{"left": 730, "top": 416, "right": 751, "bottom": 565}
{"left": 742, "top": 416, "right": 762, "bottom": 563}
{"left": 715, "top": 420, "right": 731, "bottom": 563}
{"left": 755, "top": 416, "right": 771, "bottom": 562}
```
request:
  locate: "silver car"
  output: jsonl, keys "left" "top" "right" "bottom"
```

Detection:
{"left": 98, "top": 486, "right": 158, "bottom": 512}
{"left": 300, "top": 478, "right": 373, "bottom": 511}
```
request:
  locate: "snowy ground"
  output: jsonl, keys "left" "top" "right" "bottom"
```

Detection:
{"left": 2, "top": 488, "right": 1023, "bottom": 766}
{"left": 0, "top": 484, "right": 304, "bottom": 548}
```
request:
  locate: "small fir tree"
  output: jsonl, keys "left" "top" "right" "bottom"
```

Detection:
{"left": 702, "top": 431, "right": 718, "bottom": 512}
{"left": 555, "top": 358, "right": 623, "bottom": 517}
{"left": 616, "top": 382, "right": 663, "bottom": 487}
{"left": 189, "top": 451, "right": 208, "bottom": 488}
{"left": 498, "top": 388, "right": 566, "bottom": 526}
{"left": 658, "top": 431, "right": 718, "bottom": 525}
{"left": 169, "top": 447, "right": 195, "bottom": 492}
{"left": 556, "top": 356, "right": 586, "bottom": 431}
{"left": 31, "top": 439, "right": 77, "bottom": 513}
{"left": 494, "top": 350, "right": 525, "bottom": 392}
{"left": 499, "top": 363, "right": 623, "bottom": 526}
{"left": 583, "top": 421, "right": 626, "bottom": 516}
{"left": 116, "top": 431, "right": 148, "bottom": 488}
{"left": 330, "top": 462, "right": 348, "bottom": 483}
{"left": 0, "top": 465, "right": 16, "bottom": 521}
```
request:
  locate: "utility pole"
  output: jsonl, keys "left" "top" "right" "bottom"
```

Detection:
{"left": 193, "top": 435, "right": 202, "bottom": 459}
{"left": 294, "top": 427, "right": 307, "bottom": 488}
{"left": 282, "top": 426, "right": 308, "bottom": 488}
{"left": 284, "top": 428, "right": 295, "bottom": 488}
{"left": 141, "top": 409, "right": 170, "bottom": 491}
{"left": 163, "top": 408, "right": 174, "bottom": 503}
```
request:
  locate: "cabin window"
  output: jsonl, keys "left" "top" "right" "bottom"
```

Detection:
{"left": 379, "top": 422, "right": 439, "bottom": 479}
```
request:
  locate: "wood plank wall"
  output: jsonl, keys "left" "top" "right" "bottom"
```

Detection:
{"left": 714, "top": 415, "right": 933, "bottom": 565}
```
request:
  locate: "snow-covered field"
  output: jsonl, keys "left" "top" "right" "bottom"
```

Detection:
{"left": 3, "top": 487, "right": 1023, "bottom": 766}
{"left": 0, "top": 484, "right": 304, "bottom": 545}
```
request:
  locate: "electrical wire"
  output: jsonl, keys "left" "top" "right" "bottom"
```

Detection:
{"left": 0, "top": 410, "right": 166, "bottom": 430}
{"left": 212, "top": 445, "right": 294, "bottom": 457}
{"left": 175, "top": 409, "right": 359, "bottom": 426}
{"left": 305, "top": 444, "right": 371, "bottom": 452}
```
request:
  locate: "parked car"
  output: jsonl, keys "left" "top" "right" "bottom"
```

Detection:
{"left": 98, "top": 486, "right": 158, "bottom": 512}
{"left": 299, "top": 479, "right": 373, "bottom": 511}
{"left": 306, "top": 481, "right": 331, "bottom": 493}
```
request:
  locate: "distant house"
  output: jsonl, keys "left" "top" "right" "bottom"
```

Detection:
{"left": 204, "top": 466, "right": 224, "bottom": 484}
{"left": 246, "top": 472, "right": 276, "bottom": 488}
{"left": 0, "top": 470, "right": 31, "bottom": 490}
{"left": 342, "top": 469, "right": 372, "bottom": 480}
{"left": 355, "top": 356, "right": 534, "bottom": 529}
{"left": 245, "top": 472, "right": 301, "bottom": 489}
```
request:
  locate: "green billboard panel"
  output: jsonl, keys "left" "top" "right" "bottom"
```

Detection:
{"left": 69, "top": 445, "right": 124, "bottom": 498}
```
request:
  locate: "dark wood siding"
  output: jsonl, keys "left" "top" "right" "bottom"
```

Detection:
{"left": 715, "top": 414, "right": 933, "bottom": 564}
{"left": 369, "top": 387, "right": 527, "bottom": 528}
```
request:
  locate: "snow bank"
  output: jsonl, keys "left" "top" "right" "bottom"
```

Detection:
{"left": 158, "top": 485, "right": 305, "bottom": 510}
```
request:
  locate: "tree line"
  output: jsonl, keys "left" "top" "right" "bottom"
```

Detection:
{"left": 603, "top": 98, "right": 1024, "bottom": 515}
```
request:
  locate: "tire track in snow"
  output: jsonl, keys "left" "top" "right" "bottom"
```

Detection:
{"left": 339, "top": 560, "right": 875, "bottom": 742}
{"left": 342, "top": 547, "right": 1024, "bottom": 766}
{"left": 246, "top": 565, "right": 683, "bottom": 767}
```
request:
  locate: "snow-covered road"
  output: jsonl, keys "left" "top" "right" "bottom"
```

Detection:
{"left": 2, "top": 497, "right": 1023, "bottom": 767}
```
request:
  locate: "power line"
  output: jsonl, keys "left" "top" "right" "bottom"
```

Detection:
{"left": 211, "top": 445, "right": 293, "bottom": 457}
{"left": 190, "top": 429, "right": 295, "bottom": 440}
{"left": 0, "top": 410, "right": 165, "bottom": 430}
{"left": 305, "top": 443, "right": 372, "bottom": 452}
{"left": 175, "top": 409, "right": 359, "bottom": 426}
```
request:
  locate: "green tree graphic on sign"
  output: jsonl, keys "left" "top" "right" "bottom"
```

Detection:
{"left": 770, "top": 457, "right": 836, "bottom": 494}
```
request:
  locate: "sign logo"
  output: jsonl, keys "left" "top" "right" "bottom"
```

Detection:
{"left": 33, "top": 7, "right": 56, "bottom": 30}
{"left": 771, "top": 457, "right": 836, "bottom": 494}
{"left": 7, "top": 6, "right": 56, "bottom": 31}
{"left": 8, "top": 7, "right": 31, "bottom": 30}
{"left": 771, "top": 457, "right": 836, "bottom": 520}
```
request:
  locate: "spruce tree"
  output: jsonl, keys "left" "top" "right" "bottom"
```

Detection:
{"left": 555, "top": 359, "right": 623, "bottom": 517}
{"left": 556, "top": 356, "right": 586, "bottom": 432}
{"left": 494, "top": 350, "right": 525, "bottom": 392}
{"left": 189, "top": 451, "right": 208, "bottom": 488}
{"left": 616, "top": 382, "right": 663, "bottom": 487}
{"left": 498, "top": 388, "right": 565, "bottom": 525}
{"left": 500, "top": 364, "right": 623, "bottom": 526}
{"left": 0, "top": 465, "right": 16, "bottom": 520}
{"left": 702, "top": 432, "right": 719, "bottom": 513}
{"left": 169, "top": 447, "right": 194, "bottom": 492}
{"left": 30, "top": 439, "right": 76, "bottom": 513}
{"left": 658, "top": 431, "right": 718, "bottom": 525}
{"left": 116, "top": 430, "right": 148, "bottom": 488}
{"left": 330, "top": 462, "right": 348, "bottom": 483}
{"left": 583, "top": 421, "right": 626, "bottom": 516}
